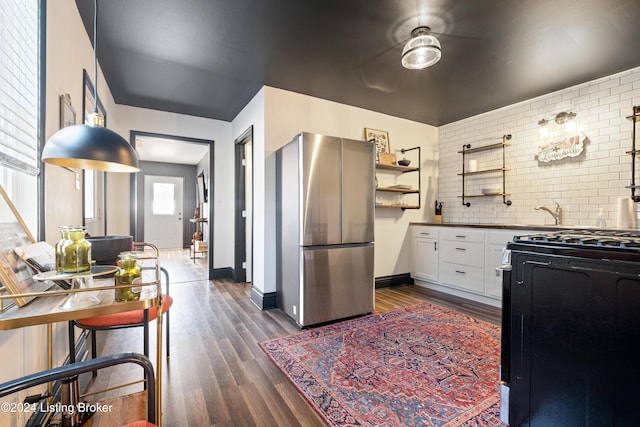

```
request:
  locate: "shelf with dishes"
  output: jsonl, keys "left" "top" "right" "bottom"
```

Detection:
{"left": 375, "top": 163, "right": 419, "bottom": 173}
{"left": 376, "top": 184, "right": 419, "bottom": 194}
{"left": 459, "top": 135, "right": 512, "bottom": 207}
{"left": 457, "top": 192, "right": 512, "bottom": 199}
{"left": 457, "top": 167, "right": 510, "bottom": 177}
{"left": 375, "top": 146, "right": 421, "bottom": 210}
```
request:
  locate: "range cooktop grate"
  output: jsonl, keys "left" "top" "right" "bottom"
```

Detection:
{"left": 513, "top": 229, "right": 640, "bottom": 250}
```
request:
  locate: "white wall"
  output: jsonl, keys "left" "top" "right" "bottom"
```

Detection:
{"left": 44, "top": 0, "right": 97, "bottom": 244}
{"left": 231, "top": 89, "right": 265, "bottom": 290}
{"left": 439, "top": 66, "right": 640, "bottom": 227}
{"left": 255, "top": 87, "right": 438, "bottom": 295}
{"left": 112, "top": 105, "right": 233, "bottom": 269}
{"left": 0, "top": 2, "right": 97, "bottom": 420}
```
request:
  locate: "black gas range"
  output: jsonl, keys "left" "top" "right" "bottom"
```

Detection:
{"left": 507, "top": 229, "right": 640, "bottom": 261}
{"left": 501, "top": 228, "right": 640, "bottom": 426}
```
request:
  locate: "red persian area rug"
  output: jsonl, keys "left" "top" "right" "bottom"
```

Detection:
{"left": 259, "top": 302, "right": 505, "bottom": 427}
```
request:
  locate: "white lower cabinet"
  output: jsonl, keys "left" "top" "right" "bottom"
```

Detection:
{"left": 411, "top": 227, "right": 438, "bottom": 282}
{"left": 411, "top": 225, "right": 529, "bottom": 304}
{"left": 439, "top": 230, "right": 485, "bottom": 294}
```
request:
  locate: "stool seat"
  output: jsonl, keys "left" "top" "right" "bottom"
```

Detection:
{"left": 77, "top": 294, "right": 173, "bottom": 327}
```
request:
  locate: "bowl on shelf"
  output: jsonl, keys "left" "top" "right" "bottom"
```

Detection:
{"left": 397, "top": 159, "right": 411, "bottom": 166}
{"left": 481, "top": 188, "right": 501, "bottom": 196}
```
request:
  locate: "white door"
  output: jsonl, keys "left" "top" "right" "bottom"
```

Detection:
{"left": 144, "top": 175, "right": 183, "bottom": 249}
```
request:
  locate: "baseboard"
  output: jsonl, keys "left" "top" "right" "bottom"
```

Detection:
{"left": 375, "top": 273, "right": 414, "bottom": 289}
{"left": 250, "top": 286, "right": 278, "bottom": 310}
{"left": 211, "top": 267, "right": 234, "bottom": 280}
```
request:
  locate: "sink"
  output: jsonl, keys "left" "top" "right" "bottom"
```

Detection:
{"left": 87, "top": 235, "right": 133, "bottom": 265}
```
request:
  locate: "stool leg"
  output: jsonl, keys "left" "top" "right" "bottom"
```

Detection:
{"left": 68, "top": 321, "right": 75, "bottom": 364}
{"left": 165, "top": 304, "right": 170, "bottom": 359}
{"left": 143, "top": 309, "right": 149, "bottom": 391}
{"left": 91, "top": 330, "right": 98, "bottom": 377}
{"left": 162, "top": 267, "right": 170, "bottom": 359}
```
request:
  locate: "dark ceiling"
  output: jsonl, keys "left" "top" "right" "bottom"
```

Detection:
{"left": 75, "top": 0, "right": 640, "bottom": 127}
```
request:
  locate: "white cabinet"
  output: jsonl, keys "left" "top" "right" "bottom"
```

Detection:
{"left": 411, "top": 227, "right": 438, "bottom": 282}
{"left": 439, "top": 228, "right": 485, "bottom": 294}
{"left": 410, "top": 225, "right": 535, "bottom": 305}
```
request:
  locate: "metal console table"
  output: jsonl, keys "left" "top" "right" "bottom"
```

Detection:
{"left": 0, "top": 243, "right": 165, "bottom": 427}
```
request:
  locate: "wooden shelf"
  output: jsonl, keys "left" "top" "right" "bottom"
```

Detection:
{"left": 458, "top": 142, "right": 511, "bottom": 154}
{"left": 457, "top": 193, "right": 511, "bottom": 198}
{"left": 457, "top": 167, "right": 510, "bottom": 176}
{"left": 375, "top": 204, "right": 420, "bottom": 209}
{"left": 375, "top": 163, "right": 419, "bottom": 173}
{"left": 376, "top": 187, "right": 419, "bottom": 194}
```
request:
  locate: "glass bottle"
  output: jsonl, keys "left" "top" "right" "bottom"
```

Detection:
{"left": 56, "top": 226, "right": 92, "bottom": 273}
{"left": 114, "top": 251, "right": 142, "bottom": 302}
{"left": 55, "top": 226, "right": 71, "bottom": 272}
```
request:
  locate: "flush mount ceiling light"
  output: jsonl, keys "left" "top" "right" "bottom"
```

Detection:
{"left": 42, "top": 0, "right": 139, "bottom": 173}
{"left": 401, "top": 26, "right": 442, "bottom": 69}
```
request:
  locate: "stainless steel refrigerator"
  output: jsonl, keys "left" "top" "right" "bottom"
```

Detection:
{"left": 276, "top": 132, "right": 375, "bottom": 327}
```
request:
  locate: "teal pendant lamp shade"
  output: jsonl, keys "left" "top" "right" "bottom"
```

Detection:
{"left": 42, "top": 122, "right": 140, "bottom": 173}
{"left": 42, "top": 0, "right": 140, "bottom": 173}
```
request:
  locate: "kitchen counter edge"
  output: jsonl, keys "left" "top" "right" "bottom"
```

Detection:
{"left": 410, "top": 223, "right": 638, "bottom": 232}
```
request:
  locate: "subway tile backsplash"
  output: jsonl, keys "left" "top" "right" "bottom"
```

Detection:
{"left": 438, "top": 66, "right": 640, "bottom": 228}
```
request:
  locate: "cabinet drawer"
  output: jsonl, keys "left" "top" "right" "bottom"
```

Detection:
{"left": 439, "top": 239, "right": 484, "bottom": 267}
{"left": 439, "top": 228, "right": 484, "bottom": 243}
{"left": 412, "top": 226, "right": 439, "bottom": 240}
{"left": 439, "top": 262, "right": 485, "bottom": 294}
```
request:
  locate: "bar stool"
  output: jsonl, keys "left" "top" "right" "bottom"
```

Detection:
{"left": 0, "top": 353, "right": 158, "bottom": 426}
{"left": 68, "top": 267, "right": 171, "bottom": 380}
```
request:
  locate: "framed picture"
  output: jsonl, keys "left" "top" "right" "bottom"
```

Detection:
{"left": 364, "top": 128, "right": 390, "bottom": 162}
{"left": 0, "top": 185, "right": 52, "bottom": 308}
{"left": 59, "top": 93, "right": 76, "bottom": 129}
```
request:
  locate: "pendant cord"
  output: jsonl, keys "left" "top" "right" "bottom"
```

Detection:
{"left": 93, "top": 0, "right": 99, "bottom": 115}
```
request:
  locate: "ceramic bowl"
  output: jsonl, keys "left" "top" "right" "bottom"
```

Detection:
{"left": 397, "top": 159, "right": 411, "bottom": 166}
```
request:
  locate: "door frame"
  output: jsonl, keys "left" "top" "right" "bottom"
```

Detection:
{"left": 130, "top": 130, "right": 215, "bottom": 279}
{"left": 234, "top": 126, "right": 253, "bottom": 283}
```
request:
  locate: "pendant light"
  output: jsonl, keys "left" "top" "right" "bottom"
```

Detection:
{"left": 401, "top": 26, "right": 441, "bottom": 70}
{"left": 42, "top": 0, "right": 140, "bottom": 173}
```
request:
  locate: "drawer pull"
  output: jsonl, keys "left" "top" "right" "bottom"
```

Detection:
{"left": 455, "top": 270, "right": 466, "bottom": 275}
{"left": 455, "top": 235, "right": 467, "bottom": 239}
{"left": 455, "top": 247, "right": 466, "bottom": 251}
{"left": 420, "top": 232, "right": 430, "bottom": 236}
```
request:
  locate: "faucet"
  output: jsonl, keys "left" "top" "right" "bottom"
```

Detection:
{"left": 535, "top": 202, "right": 562, "bottom": 225}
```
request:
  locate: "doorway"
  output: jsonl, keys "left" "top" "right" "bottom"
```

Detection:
{"left": 234, "top": 126, "right": 253, "bottom": 283}
{"left": 130, "top": 130, "right": 215, "bottom": 279}
{"left": 143, "top": 175, "right": 184, "bottom": 249}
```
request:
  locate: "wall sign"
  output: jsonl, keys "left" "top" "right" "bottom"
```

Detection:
{"left": 536, "top": 134, "right": 585, "bottom": 162}
{"left": 536, "top": 117, "right": 586, "bottom": 163}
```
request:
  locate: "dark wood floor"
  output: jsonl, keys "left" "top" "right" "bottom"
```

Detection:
{"left": 85, "top": 250, "right": 500, "bottom": 426}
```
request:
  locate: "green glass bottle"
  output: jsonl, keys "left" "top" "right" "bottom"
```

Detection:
{"left": 55, "top": 226, "right": 71, "bottom": 273}
{"left": 114, "top": 251, "right": 142, "bottom": 302}
{"left": 57, "top": 226, "right": 91, "bottom": 273}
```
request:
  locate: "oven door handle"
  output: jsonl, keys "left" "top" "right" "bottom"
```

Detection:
{"left": 517, "top": 260, "right": 551, "bottom": 285}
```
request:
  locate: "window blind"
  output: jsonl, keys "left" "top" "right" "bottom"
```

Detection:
{"left": 0, "top": 0, "right": 39, "bottom": 176}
